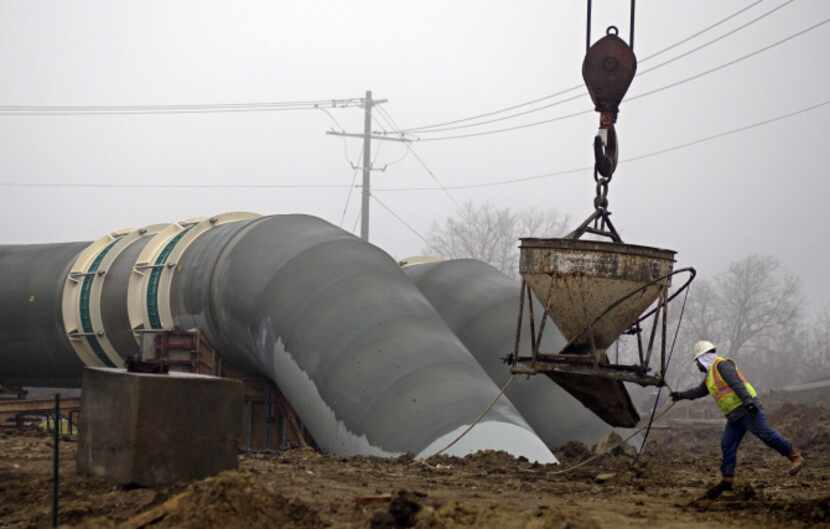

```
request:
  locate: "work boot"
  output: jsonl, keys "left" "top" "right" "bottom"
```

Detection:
{"left": 703, "top": 477, "right": 734, "bottom": 500}
{"left": 788, "top": 450, "right": 804, "bottom": 476}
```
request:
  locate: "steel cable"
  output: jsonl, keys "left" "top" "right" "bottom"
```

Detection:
{"left": 397, "top": 1, "right": 768, "bottom": 134}
{"left": 411, "top": 13, "right": 829, "bottom": 142}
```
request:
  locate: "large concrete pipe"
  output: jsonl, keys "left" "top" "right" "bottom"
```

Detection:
{"left": 404, "top": 258, "right": 637, "bottom": 447}
{"left": 0, "top": 241, "right": 90, "bottom": 387}
{"left": 0, "top": 213, "right": 555, "bottom": 462}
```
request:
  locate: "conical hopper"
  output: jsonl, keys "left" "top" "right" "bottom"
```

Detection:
{"left": 519, "top": 238, "right": 676, "bottom": 359}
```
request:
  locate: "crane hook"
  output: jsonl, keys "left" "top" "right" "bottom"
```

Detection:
{"left": 594, "top": 125, "right": 618, "bottom": 178}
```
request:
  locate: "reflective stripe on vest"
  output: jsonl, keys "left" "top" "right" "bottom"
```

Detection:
{"left": 705, "top": 356, "right": 758, "bottom": 415}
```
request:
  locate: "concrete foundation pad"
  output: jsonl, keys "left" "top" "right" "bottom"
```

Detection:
{"left": 77, "top": 367, "right": 243, "bottom": 486}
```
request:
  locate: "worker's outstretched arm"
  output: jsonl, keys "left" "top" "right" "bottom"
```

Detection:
{"left": 716, "top": 360, "right": 753, "bottom": 404}
{"left": 671, "top": 380, "right": 708, "bottom": 401}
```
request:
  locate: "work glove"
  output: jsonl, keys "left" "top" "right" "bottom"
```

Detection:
{"left": 744, "top": 402, "right": 759, "bottom": 415}
{"left": 670, "top": 391, "right": 683, "bottom": 402}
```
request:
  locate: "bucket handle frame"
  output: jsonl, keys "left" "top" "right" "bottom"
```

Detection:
{"left": 509, "top": 267, "right": 696, "bottom": 387}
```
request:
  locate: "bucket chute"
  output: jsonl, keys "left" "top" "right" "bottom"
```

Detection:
{"left": 507, "top": 1, "right": 696, "bottom": 427}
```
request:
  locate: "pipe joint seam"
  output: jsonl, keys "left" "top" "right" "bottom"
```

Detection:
{"left": 126, "top": 212, "right": 259, "bottom": 354}
{"left": 62, "top": 228, "right": 137, "bottom": 367}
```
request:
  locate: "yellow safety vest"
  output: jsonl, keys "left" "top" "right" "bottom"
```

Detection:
{"left": 705, "top": 356, "right": 758, "bottom": 415}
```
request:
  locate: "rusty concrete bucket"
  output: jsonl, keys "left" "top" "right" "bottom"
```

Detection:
{"left": 519, "top": 238, "right": 676, "bottom": 360}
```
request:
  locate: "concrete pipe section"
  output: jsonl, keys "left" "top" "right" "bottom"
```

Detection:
{"left": 403, "top": 258, "right": 632, "bottom": 448}
{"left": 0, "top": 213, "right": 556, "bottom": 463}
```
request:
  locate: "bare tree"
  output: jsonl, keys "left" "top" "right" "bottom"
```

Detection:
{"left": 716, "top": 255, "right": 801, "bottom": 362}
{"left": 665, "top": 255, "right": 804, "bottom": 390}
{"left": 424, "top": 201, "right": 569, "bottom": 277}
{"left": 679, "top": 278, "right": 722, "bottom": 346}
{"left": 803, "top": 307, "right": 830, "bottom": 382}
{"left": 665, "top": 278, "right": 723, "bottom": 390}
{"left": 754, "top": 319, "right": 809, "bottom": 388}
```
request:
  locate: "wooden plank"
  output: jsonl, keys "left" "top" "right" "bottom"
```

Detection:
{"left": 0, "top": 397, "right": 81, "bottom": 424}
{"left": 0, "top": 397, "right": 80, "bottom": 414}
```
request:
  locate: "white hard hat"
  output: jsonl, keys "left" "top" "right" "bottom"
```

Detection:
{"left": 693, "top": 340, "right": 717, "bottom": 359}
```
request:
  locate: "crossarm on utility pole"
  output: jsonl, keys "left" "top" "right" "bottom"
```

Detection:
{"left": 325, "top": 91, "right": 413, "bottom": 242}
{"left": 325, "top": 131, "right": 411, "bottom": 142}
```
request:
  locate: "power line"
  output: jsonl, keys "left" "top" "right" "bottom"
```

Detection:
{"left": 339, "top": 151, "right": 363, "bottom": 227}
{"left": 0, "top": 182, "right": 352, "bottom": 189}
{"left": 621, "top": 97, "right": 830, "bottom": 163}
{"left": 373, "top": 97, "right": 830, "bottom": 191}
{"left": 413, "top": 108, "right": 592, "bottom": 141}
{"left": 0, "top": 98, "right": 361, "bottom": 111}
{"left": 412, "top": 15, "right": 830, "bottom": 142}
{"left": 369, "top": 193, "right": 428, "bottom": 244}
{"left": 325, "top": 90, "right": 392, "bottom": 242}
{"left": 638, "top": 0, "right": 765, "bottom": 61}
{"left": 0, "top": 98, "right": 364, "bottom": 116}
{"left": 406, "top": 146, "right": 460, "bottom": 207}
{"left": 626, "top": 14, "right": 828, "bottom": 104}
{"left": 375, "top": 105, "right": 403, "bottom": 132}
{"left": 4, "top": 97, "right": 826, "bottom": 193}
{"left": 404, "top": 0, "right": 793, "bottom": 136}
{"left": 373, "top": 107, "right": 459, "bottom": 207}
{"left": 396, "top": 0, "right": 767, "bottom": 133}
{"left": 372, "top": 107, "right": 412, "bottom": 167}
{"left": 0, "top": 107, "right": 351, "bottom": 116}
{"left": 318, "top": 106, "right": 347, "bottom": 132}
{"left": 378, "top": 143, "right": 411, "bottom": 168}
{"left": 390, "top": 94, "right": 584, "bottom": 136}
{"left": 637, "top": 0, "right": 796, "bottom": 78}
{"left": 400, "top": 86, "right": 585, "bottom": 135}
{"left": 319, "top": 107, "right": 359, "bottom": 169}
{"left": 351, "top": 207, "right": 362, "bottom": 235}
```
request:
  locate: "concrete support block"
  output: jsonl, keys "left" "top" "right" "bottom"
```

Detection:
{"left": 77, "top": 367, "right": 243, "bottom": 486}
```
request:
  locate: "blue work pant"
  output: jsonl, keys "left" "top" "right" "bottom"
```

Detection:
{"left": 721, "top": 408, "right": 793, "bottom": 477}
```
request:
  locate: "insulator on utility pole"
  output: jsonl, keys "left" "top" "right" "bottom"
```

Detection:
{"left": 325, "top": 90, "right": 410, "bottom": 242}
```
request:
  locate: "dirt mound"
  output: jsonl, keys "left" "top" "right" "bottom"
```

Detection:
{"left": 774, "top": 496, "right": 830, "bottom": 524}
{"left": 2, "top": 423, "right": 828, "bottom": 529}
{"left": 766, "top": 402, "right": 830, "bottom": 452}
{"left": 459, "top": 449, "right": 525, "bottom": 466}
{"left": 119, "top": 471, "right": 323, "bottom": 529}
{"left": 691, "top": 488, "right": 830, "bottom": 525}
{"left": 370, "top": 490, "right": 424, "bottom": 528}
{"left": 367, "top": 490, "right": 601, "bottom": 529}
{"left": 425, "top": 449, "right": 540, "bottom": 474}
{"left": 647, "top": 399, "right": 830, "bottom": 460}
{"left": 554, "top": 441, "right": 593, "bottom": 464}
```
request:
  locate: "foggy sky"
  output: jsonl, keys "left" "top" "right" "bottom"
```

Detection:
{"left": 1, "top": 1, "right": 828, "bottom": 310}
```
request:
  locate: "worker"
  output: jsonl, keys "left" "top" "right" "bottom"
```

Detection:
{"left": 670, "top": 340, "right": 803, "bottom": 498}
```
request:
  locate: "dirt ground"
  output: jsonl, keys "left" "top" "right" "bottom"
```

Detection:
{"left": 1, "top": 399, "right": 828, "bottom": 529}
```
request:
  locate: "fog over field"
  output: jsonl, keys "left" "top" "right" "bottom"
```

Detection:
{"left": 1, "top": 1, "right": 827, "bottom": 313}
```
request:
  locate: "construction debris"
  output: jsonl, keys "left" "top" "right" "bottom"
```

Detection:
{"left": 593, "top": 472, "right": 616, "bottom": 484}
{"left": 1, "top": 398, "right": 828, "bottom": 529}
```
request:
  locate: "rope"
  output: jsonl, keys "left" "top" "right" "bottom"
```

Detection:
{"left": 545, "top": 400, "right": 677, "bottom": 476}
{"left": 429, "top": 375, "right": 515, "bottom": 458}
{"left": 423, "top": 275, "right": 694, "bottom": 470}
{"left": 420, "top": 391, "right": 678, "bottom": 475}
{"left": 635, "top": 281, "right": 693, "bottom": 459}
{"left": 422, "top": 372, "right": 677, "bottom": 475}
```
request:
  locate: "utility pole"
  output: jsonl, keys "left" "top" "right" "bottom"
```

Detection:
{"left": 360, "top": 90, "right": 373, "bottom": 241}
{"left": 326, "top": 90, "right": 410, "bottom": 242}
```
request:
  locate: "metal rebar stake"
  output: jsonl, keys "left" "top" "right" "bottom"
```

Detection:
{"left": 52, "top": 393, "right": 60, "bottom": 528}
